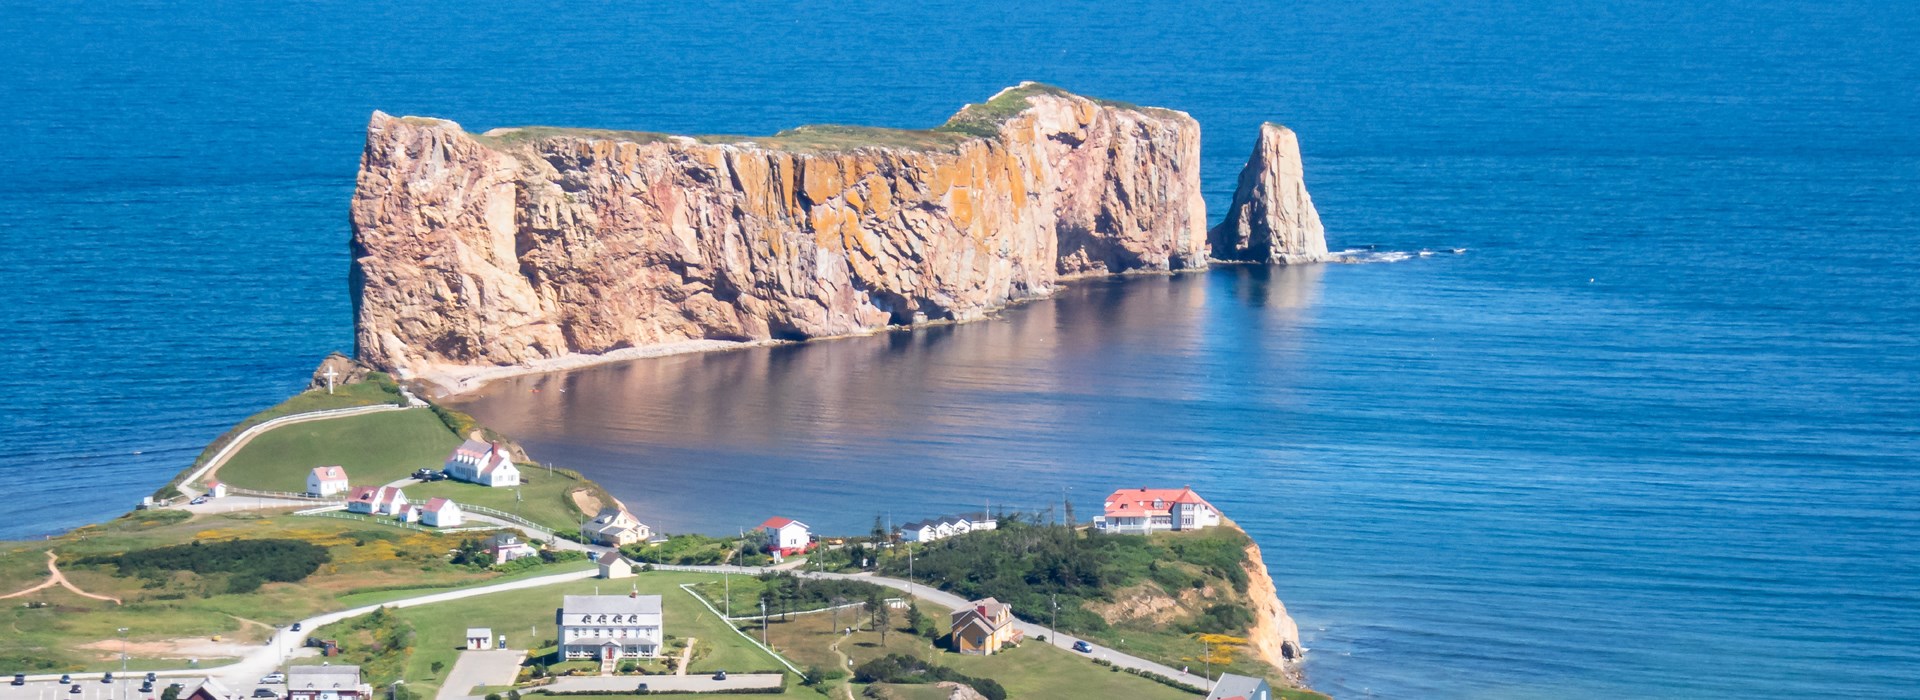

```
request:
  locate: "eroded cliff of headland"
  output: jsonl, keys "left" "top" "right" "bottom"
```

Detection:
{"left": 350, "top": 83, "right": 1211, "bottom": 385}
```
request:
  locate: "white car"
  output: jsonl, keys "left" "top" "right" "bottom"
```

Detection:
{"left": 259, "top": 673, "right": 285, "bottom": 685}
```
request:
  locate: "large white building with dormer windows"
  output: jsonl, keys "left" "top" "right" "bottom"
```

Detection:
{"left": 557, "top": 593, "right": 664, "bottom": 664}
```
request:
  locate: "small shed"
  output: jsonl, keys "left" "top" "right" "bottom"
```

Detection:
{"left": 597, "top": 550, "right": 635, "bottom": 580}
{"left": 466, "top": 627, "right": 494, "bottom": 650}
{"left": 205, "top": 481, "right": 229, "bottom": 498}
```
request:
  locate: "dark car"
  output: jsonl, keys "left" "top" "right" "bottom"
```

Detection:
{"left": 290, "top": 622, "right": 302, "bottom": 632}
{"left": 252, "top": 689, "right": 278, "bottom": 698}
{"left": 60, "top": 674, "right": 72, "bottom": 684}
{"left": 1072, "top": 640, "right": 1094, "bottom": 653}
{"left": 69, "top": 686, "right": 82, "bottom": 695}
{"left": 189, "top": 496, "right": 209, "bottom": 505}
{"left": 12, "top": 674, "right": 26, "bottom": 686}
{"left": 140, "top": 682, "right": 154, "bottom": 693}
{"left": 102, "top": 673, "right": 114, "bottom": 684}
{"left": 712, "top": 670, "right": 727, "bottom": 681}
{"left": 145, "top": 673, "right": 156, "bottom": 683}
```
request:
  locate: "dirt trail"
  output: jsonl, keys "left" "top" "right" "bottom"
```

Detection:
{"left": 674, "top": 637, "right": 696, "bottom": 676}
{"left": 828, "top": 632, "right": 857, "bottom": 700}
{"left": 0, "top": 551, "right": 121, "bottom": 604}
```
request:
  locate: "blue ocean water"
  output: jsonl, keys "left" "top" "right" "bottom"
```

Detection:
{"left": 3, "top": 0, "right": 1917, "bottom": 697}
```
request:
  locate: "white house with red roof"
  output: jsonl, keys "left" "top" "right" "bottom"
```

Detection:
{"left": 346, "top": 485, "right": 409, "bottom": 516}
{"left": 1096, "top": 486, "right": 1221, "bottom": 535}
{"left": 443, "top": 439, "right": 521, "bottom": 487}
{"left": 203, "top": 480, "right": 228, "bottom": 498}
{"left": 307, "top": 466, "right": 350, "bottom": 497}
{"left": 392, "top": 502, "right": 420, "bottom": 524}
{"left": 759, "top": 517, "right": 812, "bottom": 557}
{"left": 419, "top": 497, "right": 464, "bottom": 527}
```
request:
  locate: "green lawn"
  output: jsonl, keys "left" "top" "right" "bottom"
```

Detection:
{"left": 752, "top": 595, "right": 1201, "bottom": 700}
{"left": 0, "top": 512, "right": 583, "bottom": 673}
{"left": 403, "top": 467, "right": 600, "bottom": 535}
{"left": 155, "top": 379, "right": 407, "bottom": 500}
{"left": 215, "top": 409, "right": 462, "bottom": 492}
{"left": 374, "top": 572, "right": 787, "bottom": 698}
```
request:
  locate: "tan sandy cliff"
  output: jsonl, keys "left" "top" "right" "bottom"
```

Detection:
{"left": 349, "top": 83, "right": 1210, "bottom": 387}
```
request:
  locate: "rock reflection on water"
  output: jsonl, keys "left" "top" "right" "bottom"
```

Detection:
{"left": 451, "top": 267, "right": 1324, "bottom": 534}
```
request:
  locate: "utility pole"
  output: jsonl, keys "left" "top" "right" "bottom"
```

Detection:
{"left": 760, "top": 599, "right": 768, "bottom": 647}
{"left": 1204, "top": 637, "right": 1212, "bottom": 686}
{"left": 1049, "top": 594, "right": 1059, "bottom": 648}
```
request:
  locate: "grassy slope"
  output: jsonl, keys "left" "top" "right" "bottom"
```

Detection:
{"left": 0, "top": 512, "right": 583, "bottom": 673}
{"left": 215, "top": 409, "right": 461, "bottom": 493}
{"left": 882, "top": 523, "right": 1292, "bottom": 683}
{"left": 155, "top": 379, "right": 406, "bottom": 499}
{"left": 755, "top": 595, "right": 1198, "bottom": 700}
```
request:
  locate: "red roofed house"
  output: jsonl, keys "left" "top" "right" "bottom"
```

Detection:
{"left": 759, "top": 517, "right": 812, "bottom": 557}
{"left": 204, "top": 480, "right": 229, "bottom": 498}
{"left": 444, "top": 439, "right": 521, "bottom": 487}
{"left": 346, "top": 485, "right": 409, "bottom": 516}
{"left": 1096, "top": 487, "right": 1221, "bottom": 535}
{"left": 392, "top": 501, "right": 419, "bottom": 524}
{"left": 948, "top": 597, "right": 1022, "bottom": 655}
{"left": 420, "top": 497, "right": 464, "bottom": 527}
{"left": 307, "top": 466, "right": 350, "bottom": 497}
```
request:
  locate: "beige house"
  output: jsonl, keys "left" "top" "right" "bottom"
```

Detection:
{"left": 597, "top": 551, "right": 635, "bottom": 579}
{"left": 948, "top": 598, "right": 1022, "bottom": 655}
{"left": 582, "top": 507, "right": 651, "bottom": 547}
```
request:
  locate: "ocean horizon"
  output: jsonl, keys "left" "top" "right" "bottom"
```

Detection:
{"left": 4, "top": 1, "right": 1917, "bottom": 697}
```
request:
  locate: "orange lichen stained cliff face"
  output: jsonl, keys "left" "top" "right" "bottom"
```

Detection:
{"left": 351, "top": 83, "right": 1211, "bottom": 379}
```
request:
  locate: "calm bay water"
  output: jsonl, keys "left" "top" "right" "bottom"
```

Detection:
{"left": 3, "top": 0, "right": 1917, "bottom": 697}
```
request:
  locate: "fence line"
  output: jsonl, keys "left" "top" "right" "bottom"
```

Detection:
{"left": 676, "top": 583, "right": 804, "bottom": 676}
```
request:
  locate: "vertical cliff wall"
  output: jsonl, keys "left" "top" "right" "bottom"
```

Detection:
{"left": 350, "top": 83, "right": 1207, "bottom": 382}
{"left": 1209, "top": 122, "right": 1328, "bottom": 264}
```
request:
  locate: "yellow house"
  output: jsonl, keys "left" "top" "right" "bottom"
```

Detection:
{"left": 949, "top": 598, "right": 1022, "bottom": 655}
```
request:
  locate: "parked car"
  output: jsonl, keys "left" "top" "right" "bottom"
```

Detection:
{"left": 259, "top": 673, "right": 285, "bottom": 685}
{"left": 429, "top": 471, "right": 449, "bottom": 482}
{"left": 59, "top": 674, "right": 72, "bottom": 684}
{"left": 140, "top": 682, "right": 154, "bottom": 693}
{"left": 1072, "top": 640, "right": 1094, "bottom": 653}
{"left": 102, "top": 673, "right": 114, "bottom": 683}
{"left": 12, "top": 674, "right": 26, "bottom": 686}
{"left": 69, "top": 685, "right": 82, "bottom": 695}
{"left": 289, "top": 623, "right": 301, "bottom": 632}
{"left": 190, "top": 496, "right": 209, "bottom": 505}
{"left": 145, "top": 673, "right": 156, "bottom": 683}
{"left": 712, "top": 670, "right": 727, "bottom": 681}
{"left": 252, "top": 689, "right": 277, "bottom": 699}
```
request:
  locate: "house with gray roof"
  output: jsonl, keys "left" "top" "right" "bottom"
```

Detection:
{"left": 287, "top": 664, "right": 368, "bottom": 700}
{"left": 1205, "top": 673, "right": 1272, "bottom": 700}
{"left": 556, "top": 593, "right": 664, "bottom": 665}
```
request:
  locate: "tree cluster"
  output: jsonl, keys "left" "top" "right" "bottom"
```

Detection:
{"left": 83, "top": 538, "right": 331, "bottom": 594}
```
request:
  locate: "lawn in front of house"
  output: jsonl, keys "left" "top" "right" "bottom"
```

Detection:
{"left": 215, "top": 408, "right": 463, "bottom": 493}
{"left": 374, "top": 571, "right": 787, "bottom": 699}
{"left": 403, "top": 467, "right": 599, "bottom": 535}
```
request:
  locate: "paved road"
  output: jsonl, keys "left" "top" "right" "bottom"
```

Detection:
{"left": 539, "top": 674, "right": 781, "bottom": 693}
{"left": 22, "top": 568, "right": 600, "bottom": 688}
{"left": 434, "top": 650, "right": 525, "bottom": 700}
{"left": 651, "top": 564, "right": 1214, "bottom": 691}
{"left": 25, "top": 561, "right": 1202, "bottom": 694}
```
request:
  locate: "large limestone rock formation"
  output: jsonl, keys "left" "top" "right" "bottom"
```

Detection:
{"left": 1209, "top": 122, "right": 1327, "bottom": 264}
{"left": 350, "top": 83, "right": 1208, "bottom": 382}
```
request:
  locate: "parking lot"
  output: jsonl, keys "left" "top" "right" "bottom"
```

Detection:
{"left": 2, "top": 678, "right": 159, "bottom": 700}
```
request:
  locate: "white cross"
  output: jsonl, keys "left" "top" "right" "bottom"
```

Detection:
{"left": 323, "top": 366, "right": 339, "bottom": 394}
